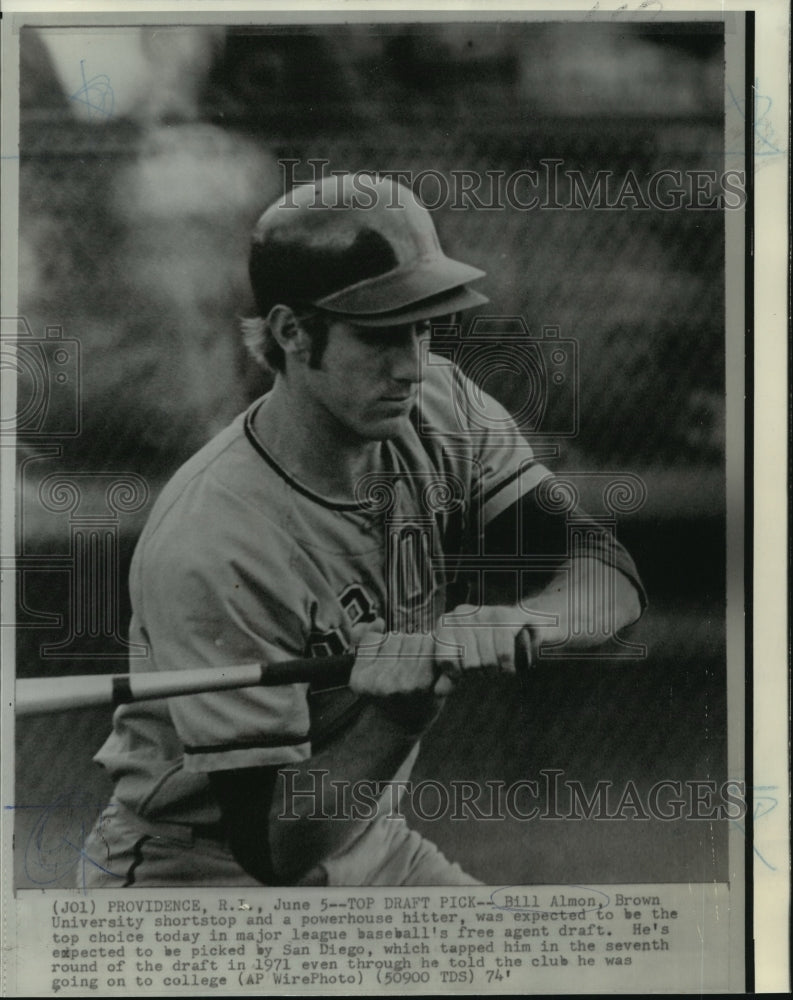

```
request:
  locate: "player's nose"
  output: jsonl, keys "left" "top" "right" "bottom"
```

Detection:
{"left": 388, "top": 326, "right": 427, "bottom": 384}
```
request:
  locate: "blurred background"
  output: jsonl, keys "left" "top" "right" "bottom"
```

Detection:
{"left": 12, "top": 19, "right": 733, "bottom": 888}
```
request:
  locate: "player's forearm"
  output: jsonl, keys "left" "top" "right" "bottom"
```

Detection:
{"left": 267, "top": 700, "right": 435, "bottom": 883}
{"left": 522, "top": 557, "right": 643, "bottom": 652}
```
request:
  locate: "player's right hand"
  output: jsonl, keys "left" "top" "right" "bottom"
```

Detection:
{"left": 350, "top": 630, "right": 450, "bottom": 698}
{"left": 432, "top": 604, "right": 533, "bottom": 679}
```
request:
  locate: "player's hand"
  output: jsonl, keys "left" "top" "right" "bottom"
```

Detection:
{"left": 433, "top": 604, "right": 534, "bottom": 682}
{"left": 350, "top": 629, "right": 451, "bottom": 731}
{"left": 350, "top": 629, "right": 443, "bottom": 697}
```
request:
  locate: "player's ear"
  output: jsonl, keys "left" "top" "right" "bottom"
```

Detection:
{"left": 267, "top": 305, "right": 312, "bottom": 365}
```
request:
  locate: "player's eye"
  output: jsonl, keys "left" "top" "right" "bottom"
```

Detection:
{"left": 353, "top": 327, "right": 385, "bottom": 345}
{"left": 429, "top": 313, "right": 457, "bottom": 331}
{"left": 352, "top": 321, "right": 433, "bottom": 348}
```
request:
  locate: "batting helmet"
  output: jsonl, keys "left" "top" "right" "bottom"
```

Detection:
{"left": 249, "top": 173, "right": 488, "bottom": 326}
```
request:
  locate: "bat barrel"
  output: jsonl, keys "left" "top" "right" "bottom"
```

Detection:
{"left": 16, "top": 674, "right": 120, "bottom": 716}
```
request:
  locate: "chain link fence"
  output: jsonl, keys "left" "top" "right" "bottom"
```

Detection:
{"left": 16, "top": 22, "right": 728, "bottom": 491}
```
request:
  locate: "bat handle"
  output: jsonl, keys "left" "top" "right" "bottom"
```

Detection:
{"left": 261, "top": 653, "right": 355, "bottom": 688}
{"left": 515, "top": 626, "right": 536, "bottom": 676}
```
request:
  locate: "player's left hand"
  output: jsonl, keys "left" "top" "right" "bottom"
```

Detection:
{"left": 350, "top": 628, "right": 450, "bottom": 731}
{"left": 350, "top": 629, "right": 440, "bottom": 697}
{"left": 433, "top": 604, "right": 534, "bottom": 682}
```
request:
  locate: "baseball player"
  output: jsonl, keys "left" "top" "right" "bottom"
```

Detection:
{"left": 82, "top": 174, "right": 646, "bottom": 888}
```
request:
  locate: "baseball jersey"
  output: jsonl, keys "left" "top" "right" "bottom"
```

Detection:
{"left": 95, "top": 358, "right": 554, "bottom": 826}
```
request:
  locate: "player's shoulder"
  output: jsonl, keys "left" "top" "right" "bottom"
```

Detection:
{"left": 139, "top": 402, "right": 292, "bottom": 551}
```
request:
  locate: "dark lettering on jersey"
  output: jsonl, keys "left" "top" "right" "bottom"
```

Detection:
{"left": 308, "top": 583, "right": 379, "bottom": 657}
{"left": 387, "top": 523, "right": 438, "bottom": 634}
{"left": 339, "top": 583, "right": 378, "bottom": 626}
{"left": 308, "top": 626, "right": 346, "bottom": 658}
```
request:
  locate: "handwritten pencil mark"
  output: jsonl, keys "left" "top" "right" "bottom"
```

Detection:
{"left": 7, "top": 791, "right": 123, "bottom": 891}
{"left": 726, "top": 81, "right": 786, "bottom": 160}
{"left": 69, "top": 59, "right": 114, "bottom": 121}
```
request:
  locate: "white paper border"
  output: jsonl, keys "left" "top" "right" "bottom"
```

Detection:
{"left": 1, "top": 1, "right": 788, "bottom": 994}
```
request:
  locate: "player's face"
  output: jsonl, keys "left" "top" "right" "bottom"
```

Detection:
{"left": 302, "top": 318, "right": 432, "bottom": 440}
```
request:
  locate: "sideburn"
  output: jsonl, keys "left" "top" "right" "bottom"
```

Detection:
{"left": 304, "top": 317, "right": 330, "bottom": 369}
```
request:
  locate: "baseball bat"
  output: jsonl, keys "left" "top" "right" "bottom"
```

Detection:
{"left": 15, "top": 655, "right": 355, "bottom": 717}
{"left": 15, "top": 631, "right": 534, "bottom": 717}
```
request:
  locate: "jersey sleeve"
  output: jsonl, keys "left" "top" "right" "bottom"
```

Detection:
{"left": 131, "top": 481, "right": 314, "bottom": 773}
{"left": 420, "top": 360, "right": 646, "bottom": 611}
{"left": 446, "top": 364, "right": 552, "bottom": 527}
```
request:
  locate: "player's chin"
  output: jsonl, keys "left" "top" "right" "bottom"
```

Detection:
{"left": 360, "top": 408, "right": 414, "bottom": 439}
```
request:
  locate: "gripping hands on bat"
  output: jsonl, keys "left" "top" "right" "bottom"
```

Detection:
{"left": 15, "top": 608, "right": 535, "bottom": 718}
{"left": 350, "top": 605, "right": 534, "bottom": 706}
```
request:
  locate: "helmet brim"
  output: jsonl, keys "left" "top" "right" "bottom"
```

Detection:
{"left": 314, "top": 252, "right": 486, "bottom": 317}
{"left": 317, "top": 281, "right": 488, "bottom": 328}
